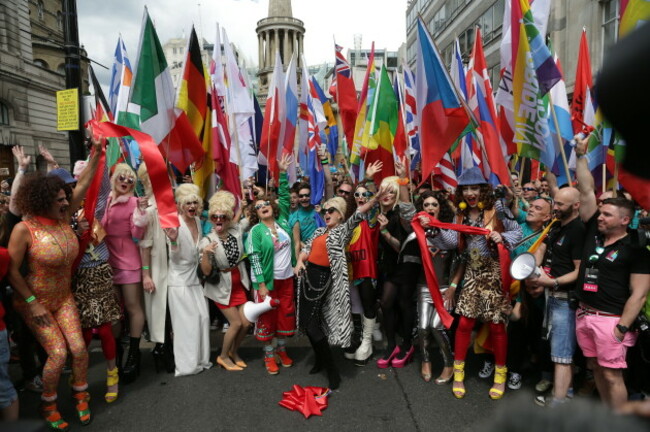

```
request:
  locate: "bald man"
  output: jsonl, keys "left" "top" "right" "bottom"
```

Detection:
{"left": 529, "top": 187, "right": 586, "bottom": 407}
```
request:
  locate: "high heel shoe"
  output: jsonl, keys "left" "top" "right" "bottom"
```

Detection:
{"left": 216, "top": 356, "right": 243, "bottom": 371}
{"left": 376, "top": 346, "right": 400, "bottom": 369}
{"left": 105, "top": 367, "right": 119, "bottom": 403}
{"left": 391, "top": 345, "right": 414, "bottom": 368}
{"left": 122, "top": 341, "right": 141, "bottom": 385}
{"left": 489, "top": 365, "right": 508, "bottom": 400}
{"left": 71, "top": 390, "right": 92, "bottom": 425}
{"left": 228, "top": 352, "right": 247, "bottom": 368}
{"left": 152, "top": 344, "right": 175, "bottom": 374}
{"left": 421, "top": 361, "right": 432, "bottom": 382}
{"left": 40, "top": 401, "right": 70, "bottom": 431}
{"left": 435, "top": 366, "right": 454, "bottom": 385}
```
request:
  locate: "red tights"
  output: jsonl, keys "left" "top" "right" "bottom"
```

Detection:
{"left": 454, "top": 316, "right": 507, "bottom": 366}
{"left": 82, "top": 322, "right": 116, "bottom": 361}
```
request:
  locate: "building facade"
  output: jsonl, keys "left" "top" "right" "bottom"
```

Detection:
{"left": 0, "top": 0, "right": 87, "bottom": 177}
{"left": 405, "top": 0, "right": 622, "bottom": 95}
{"left": 255, "top": 0, "right": 305, "bottom": 105}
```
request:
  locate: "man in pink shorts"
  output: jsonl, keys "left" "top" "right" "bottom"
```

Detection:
{"left": 574, "top": 137, "right": 650, "bottom": 410}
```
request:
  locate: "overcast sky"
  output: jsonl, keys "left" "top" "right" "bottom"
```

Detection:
{"left": 78, "top": 0, "right": 408, "bottom": 88}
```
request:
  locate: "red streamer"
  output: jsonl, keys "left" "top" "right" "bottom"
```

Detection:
{"left": 410, "top": 211, "right": 511, "bottom": 329}
{"left": 86, "top": 120, "right": 180, "bottom": 229}
{"left": 278, "top": 385, "right": 330, "bottom": 418}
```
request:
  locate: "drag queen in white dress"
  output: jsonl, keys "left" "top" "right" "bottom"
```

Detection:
{"left": 165, "top": 184, "right": 212, "bottom": 376}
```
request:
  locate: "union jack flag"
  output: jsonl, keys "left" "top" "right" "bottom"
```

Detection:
{"left": 335, "top": 44, "right": 351, "bottom": 78}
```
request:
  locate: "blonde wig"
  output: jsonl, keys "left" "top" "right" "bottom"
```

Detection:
{"left": 136, "top": 162, "right": 153, "bottom": 196}
{"left": 208, "top": 190, "right": 237, "bottom": 220}
{"left": 110, "top": 163, "right": 137, "bottom": 193}
{"left": 175, "top": 183, "right": 203, "bottom": 212}
{"left": 379, "top": 175, "right": 400, "bottom": 210}
{"left": 323, "top": 196, "right": 347, "bottom": 219}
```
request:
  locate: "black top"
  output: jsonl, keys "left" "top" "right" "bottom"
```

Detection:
{"left": 576, "top": 213, "right": 650, "bottom": 314}
{"left": 543, "top": 216, "right": 585, "bottom": 291}
{"left": 379, "top": 208, "right": 408, "bottom": 276}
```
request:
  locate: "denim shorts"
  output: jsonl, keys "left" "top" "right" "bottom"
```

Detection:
{"left": 0, "top": 329, "right": 18, "bottom": 409}
{"left": 548, "top": 296, "right": 577, "bottom": 364}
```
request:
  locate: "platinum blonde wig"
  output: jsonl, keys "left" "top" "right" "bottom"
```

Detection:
{"left": 175, "top": 183, "right": 203, "bottom": 212}
{"left": 110, "top": 163, "right": 137, "bottom": 193}
{"left": 208, "top": 190, "right": 236, "bottom": 220}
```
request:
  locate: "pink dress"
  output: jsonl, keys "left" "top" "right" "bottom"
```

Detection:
{"left": 101, "top": 194, "right": 147, "bottom": 284}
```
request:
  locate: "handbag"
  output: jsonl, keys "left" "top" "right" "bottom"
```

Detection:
{"left": 197, "top": 252, "right": 221, "bottom": 285}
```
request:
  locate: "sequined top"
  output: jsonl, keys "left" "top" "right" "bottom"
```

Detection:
{"left": 16, "top": 216, "right": 80, "bottom": 311}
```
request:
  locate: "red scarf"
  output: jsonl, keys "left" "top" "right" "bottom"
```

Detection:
{"left": 86, "top": 120, "right": 180, "bottom": 230}
{"left": 410, "top": 211, "right": 512, "bottom": 329}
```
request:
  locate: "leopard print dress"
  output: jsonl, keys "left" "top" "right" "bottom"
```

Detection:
{"left": 73, "top": 261, "right": 121, "bottom": 328}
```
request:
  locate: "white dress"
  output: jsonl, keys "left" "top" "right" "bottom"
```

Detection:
{"left": 167, "top": 215, "right": 212, "bottom": 376}
{"left": 140, "top": 198, "right": 168, "bottom": 344}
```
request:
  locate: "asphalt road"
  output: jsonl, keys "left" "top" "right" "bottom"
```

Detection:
{"left": 11, "top": 332, "right": 647, "bottom": 432}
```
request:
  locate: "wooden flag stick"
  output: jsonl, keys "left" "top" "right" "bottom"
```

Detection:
{"left": 548, "top": 93, "right": 573, "bottom": 184}
{"left": 601, "top": 163, "right": 607, "bottom": 195}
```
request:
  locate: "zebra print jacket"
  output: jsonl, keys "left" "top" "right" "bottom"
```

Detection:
{"left": 300, "top": 211, "right": 365, "bottom": 347}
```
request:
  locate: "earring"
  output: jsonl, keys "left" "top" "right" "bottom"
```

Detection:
{"left": 477, "top": 202, "right": 485, "bottom": 210}
{"left": 458, "top": 201, "right": 467, "bottom": 210}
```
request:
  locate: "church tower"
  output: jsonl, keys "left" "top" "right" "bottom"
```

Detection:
{"left": 256, "top": 0, "right": 305, "bottom": 105}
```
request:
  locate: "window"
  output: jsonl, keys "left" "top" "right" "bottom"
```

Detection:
{"left": 57, "top": 64, "right": 65, "bottom": 74}
{"left": 0, "top": 102, "right": 9, "bottom": 125}
{"left": 57, "top": 11, "right": 63, "bottom": 30}
{"left": 602, "top": 0, "right": 619, "bottom": 52}
{"left": 34, "top": 59, "right": 48, "bottom": 69}
{"left": 37, "top": 1, "right": 44, "bottom": 20}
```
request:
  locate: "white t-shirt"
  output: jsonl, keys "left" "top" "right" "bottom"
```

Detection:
{"left": 272, "top": 224, "right": 293, "bottom": 280}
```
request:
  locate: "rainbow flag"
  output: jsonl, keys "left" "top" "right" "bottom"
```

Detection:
{"left": 350, "top": 43, "right": 377, "bottom": 177}
{"left": 620, "top": 0, "right": 650, "bottom": 36}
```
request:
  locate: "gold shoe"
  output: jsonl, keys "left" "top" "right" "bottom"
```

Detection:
{"left": 421, "top": 361, "right": 432, "bottom": 382}
{"left": 216, "top": 356, "right": 243, "bottom": 371}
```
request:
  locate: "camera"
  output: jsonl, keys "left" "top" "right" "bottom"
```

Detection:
{"left": 493, "top": 186, "right": 507, "bottom": 199}
{"left": 636, "top": 313, "right": 650, "bottom": 335}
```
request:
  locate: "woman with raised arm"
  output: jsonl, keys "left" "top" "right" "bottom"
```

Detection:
{"left": 164, "top": 184, "right": 212, "bottom": 376}
{"left": 102, "top": 164, "right": 149, "bottom": 384}
{"left": 199, "top": 191, "right": 251, "bottom": 371}
{"left": 7, "top": 132, "right": 102, "bottom": 430}
{"left": 294, "top": 187, "right": 387, "bottom": 389}
{"left": 245, "top": 155, "right": 297, "bottom": 375}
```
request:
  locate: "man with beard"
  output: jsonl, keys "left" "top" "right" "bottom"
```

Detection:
{"left": 289, "top": 183, "right": 325, "bottom": 258}
{"left": 573, "top": 137, "right": 650, "bottom": 410}
{"left": 528, "top": 187, "right": 585, "bottom": 407}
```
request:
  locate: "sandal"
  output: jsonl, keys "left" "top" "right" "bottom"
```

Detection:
{"left": 452, "top": 362, "right": 466, "bottom": 399}
{"left": 105, "top": 367, "right": 119, "bottom": 403}
{"left": 489, "top": 365, "right": 507, "bottom": 400}
{"left": 72, "top": 390, "right": 92, "bottom": 425}
{"left": 40, "top": 402, "right": 70, "bottom": 431}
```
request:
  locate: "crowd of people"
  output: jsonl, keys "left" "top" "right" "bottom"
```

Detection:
{"left": 0, "top": 133, "right": 649, "bottom": 430}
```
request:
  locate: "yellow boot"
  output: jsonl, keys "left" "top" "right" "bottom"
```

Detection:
{"left": 489, "top": 365, "right": 507, "bottom": 400}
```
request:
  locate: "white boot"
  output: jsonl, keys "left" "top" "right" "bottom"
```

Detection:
{"left": 354, "top": 317, "right": 376, "bottom": 366}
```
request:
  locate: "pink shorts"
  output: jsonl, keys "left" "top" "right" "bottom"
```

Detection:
{"left": 576, "top": 310, "right": 637, "bottom": 369}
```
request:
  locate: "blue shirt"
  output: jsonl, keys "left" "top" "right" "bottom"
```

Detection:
{"left": 288, "top": 207, "right": 325, "bottom": 241}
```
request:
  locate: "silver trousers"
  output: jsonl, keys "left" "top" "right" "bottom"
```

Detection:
{"left": 418, "top": 285, "right": 453, "bottom": 366}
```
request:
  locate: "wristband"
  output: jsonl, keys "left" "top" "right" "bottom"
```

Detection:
{"left": 397, "top": 177, "right": 409, "bottom": 186}
{"left": 18, "top": 168, "right": 26, "bottom": 175}
{"left": 450, "top": 283, "right": 458, "bottom": 289}
{"left": 25, "top": 295, "right": 36, "bottom": 304}
{"left": 170, "top": 241, "right": 178, "bottom": 246}
{"left": 321, "top": 159, "right": 329, "bottom": 165}
{"left": 142, "top": 266, "right": 150, "bottom": 270}
{"left": 381, "top": 229, "right": 389, "bottom": 235}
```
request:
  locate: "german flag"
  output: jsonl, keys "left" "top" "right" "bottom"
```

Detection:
{"left": 176, "top": 26, "right": 213, "bottom": 197}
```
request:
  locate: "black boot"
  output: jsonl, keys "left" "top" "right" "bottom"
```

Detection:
{"left": 122, "top": 337, "right": 141, "bottom": 384}
{"left": 343, "top": 314, "right": 363, "bottom": 360}
{"left": 314, "top": 338, "right": 340, "bottom": 390}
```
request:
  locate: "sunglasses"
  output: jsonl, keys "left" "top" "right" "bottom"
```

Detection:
{"left": 210, "top": 214, "right": 229, "bottom": 221}
{"left": 298, "top": 193, "right": 310, "bottom": 198}
{"left": 535, "top": 196, "right": 553, "bottom": 204}
{"left": 423, "top": 202, "right": 439, "bottom": 208}
{"left": 118, "top": 175, "right": 135, "bottom": 185}
{"left": 255, "top": 201, "right": 271, "bottom": 210}
{"left": 354, "top": 191, "right": 373, "bottom": 198}
{"left": 338, "top": 189, "right": 351, "bottom": 196}
{"left": 523, "top": 187, "right": 538, "bottom": 192}
{"left": 325, "top": 207, "right": 339, "bottom": 214}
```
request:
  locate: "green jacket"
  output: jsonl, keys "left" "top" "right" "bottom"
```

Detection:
{"left": 245, "top": 172, "right": 296, "bottom": 290}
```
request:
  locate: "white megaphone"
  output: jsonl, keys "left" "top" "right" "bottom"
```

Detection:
{"left": 510, "top": 252, "right": 542, "bottom": 280}
{"left": 242, "top": 296, "right": 281, "bottom": 326}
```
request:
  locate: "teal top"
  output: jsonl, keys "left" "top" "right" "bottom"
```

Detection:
{"left": 289, "top": 207, "right": 325, "bottom": 241}
{"left": 245, "top": 172, "right": 296, "bottom": 290}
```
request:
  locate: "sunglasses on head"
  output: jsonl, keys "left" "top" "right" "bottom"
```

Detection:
{"left": 255, "top": 201, "right": 271, "bottom": 210}
{"left": 423, "top": 202, "right": 439, "bottom": 208}
{"left": 298, "top": 193, "right": 310, "bottom": 198}
{"left": 354, "top": 191, "right": 373, "bottom": 198}
{"left": 210, "top": 214, "right": 229, "bottom": 221}
{"left": 325, "top": 207, "right": 339, "bottom": 214}
{"left": 338, "top": 189, "right": 351, "bottom": 196}
{"left": 118, "top": 175, "right": 135, "bottom": 185}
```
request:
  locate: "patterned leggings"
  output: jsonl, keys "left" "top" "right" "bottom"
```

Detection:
{"left": 21, "top": 296, "right": 88, "bottom": 400}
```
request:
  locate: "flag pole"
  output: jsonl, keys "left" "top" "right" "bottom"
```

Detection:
{"left": 548, "top": 93, "right": 573, "bottom": 183}
{"left": 601, "top": 164, "right": 607, "bottom": 194}
{"left": 612, "top": 163, "right": 619, "bottom": 197}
